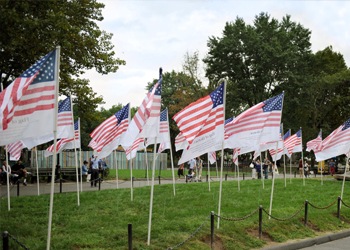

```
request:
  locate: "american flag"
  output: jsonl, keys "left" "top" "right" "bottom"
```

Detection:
{"left": 7, "top": 141, "right": 25, "bottom": 161}
{"left": 89, "top": 103, "right": 129, "bottom": 152}
{"left": 208, "top": 151, "right": 217, "bottom": 164}
{"left": 173, "top": 82, "right": 224, "bottom": 146}
{"left": 284, "top": 129, "right": 302, "bottom": 154}
{"left": 224, "top": 92, "right": 284, "bottom": 149}
{"left": 224, "top": 116, "right": 235, "bottom": 140}
{"left": 0, "top": 50, "right": 56, "bottom": 130}
{"left": 156, "top": 109, "right": 171, "bottom": 153}
{"left": 45, "top": 120, "right": 80, "bottom": 156}
{"left": 0, "top": 50, "right": 58, "bottom": 146}
{"left": 268, "top": 125, "right": 288, "bottom": 160}
{"left": 174, "top": 132, "right": 188, "bottom": 152}
{"left": 125, "top": 137, "right": 145, "bottom": 160}
{"left": 57, "top": 97, "right": 73, "bottom": 127}
{"left": 306, "top": 130, "right": 322, "bottom": 152}
{"left": 121, "top": 77, "right": 162, "bottom": 149}
{"left": 314, "top": 118, "right": 350, "bottom": 161}
{"left": 232, "top": 148, "right": 240, "bottom": 166}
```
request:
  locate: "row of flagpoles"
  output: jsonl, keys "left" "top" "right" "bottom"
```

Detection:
{"left": 2, "top": 47, "right": 350, "bottom": 248}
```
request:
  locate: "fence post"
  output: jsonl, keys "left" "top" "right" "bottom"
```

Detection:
{"left": 186, "top": 175, "right": 188, "bottom": 183}
{"left": 337, "top": 196, "right": 341, "bottom": 219}
{"left": 243, "top": 173, "right": 245, "bottom": 180}
{"left": 98, "top": 177, "right": 101, "bottom": 190}
{"left": 225, "top": 174, "right": 227, "bottom": 181}
{"left": 60, "top": 178, "right": 62, "bottom": 193}
{"left": 304, "top": 200, "right": 308, "bottom": 226}
{"left": 128, "top": 223, "right": 132, "bottom": 250}
{"left": 158, "top": 176, "right": 161, "bottom": 185}
{"left": 206, "top": 174, "right": 208, "bottom": 182}
{"left": 294, "top": 171, "right": 296, "bottom": 178}
{"left": 3, "top": 231, "right": 9, "bottom": 250}
{"left": 211, "top": 211, "right": 215, "bottom": 249}
{"left": 17, "top": 181, "right": 20, "bottom": 197}
{"left": 259, "top": 206, "right": 263, "bottom": 239}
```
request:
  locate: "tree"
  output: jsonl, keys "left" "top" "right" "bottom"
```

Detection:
{"left": 204, "top": 12, "right": 312, "bottom": 117}
{"left": 0, "top": 0, "right": 125, "bottom": 103}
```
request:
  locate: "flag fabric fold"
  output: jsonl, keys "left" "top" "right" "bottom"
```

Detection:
{"left": 306, "top": 130, "right": 322, "bottom": 152}
{"left": 0, "top": 49, "right": 58, "bottom": 146}
{"left": 7, "top": 141, "right": 25, "bottom": 161}
{"left": 174, "top": 82, "right": 225, "bottom": 164}
{"left": 314, "top": 119, "right": 350, "bottom": 161}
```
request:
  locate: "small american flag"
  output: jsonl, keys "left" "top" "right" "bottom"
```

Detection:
{"left": 156, "top": 109, "right": 171, "bottom": 153}
{"left": 174, "top": 132, "right": 188, "bottom": 152}
{"left": 232, "top": 148, "right": 240, "bottom": 166}
{"left": 125, "top": 137, "right": 145, "bottom": 160}
{"left": 45, "top": 120, "right": 80, "bottom": 156}
{"left": 57, "top": 97, "right": 73, "bottom": 127}
{"left": 173, "top": 82, "right": 224, "bottom": 146}
{"left": 89, "top": 103, "right": 129, "bottom": 152}
{"left": 306, "top": 130, "right": 322, "bottom": 152}
{"left": 208, "top": 151, "right": 217, "bottom": 164}
{"left": 7, "top": 141, "right": 25, "bottom": 161}
{"left": 284, "top": 129, "right": 302, "bottom": 154}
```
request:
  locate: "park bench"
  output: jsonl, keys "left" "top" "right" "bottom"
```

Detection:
{"left": 26, "top": 168, "right": 52, "bottom": 183}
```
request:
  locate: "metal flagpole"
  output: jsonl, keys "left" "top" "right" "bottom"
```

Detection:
{"left": 260, "top": 152, "right": 264, "bottom": 189}
{"left": 114, "top": 150, "right": 119, "bottom": 189}
{"left": 207, "top": 153, "right": 211, "bottom": 192}
{"left": 147, "top": 137, "right": 158, "bottom": 245}
{"left": 144, "top": 146, "right": 149, "bottom": 186}
{"left": 47, "top": 46, "right": 60, "bottom": 250}
{"left": 5, "top": 146, "right": 10, "bottom": 211}
{"left": 166, "top": 110, "right": 176, "bottom": 196}
{"left": 340, "top": 155, "right": 349, "bottom": 209}
{"left": 71, "top": 99, "right": 80, "bottom": 206}
{"left": 300, "top": 128, "right": 305, "bottom": 186}
{"left": 35, "top": 147, "right": 40, "bottom": 195}
{"left": 130, "top": 158, "right": 133, "bottom": 201}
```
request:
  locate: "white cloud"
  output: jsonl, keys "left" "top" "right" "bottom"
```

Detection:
{"left": 85, "top": 0, "right": 350, "bottom": 110}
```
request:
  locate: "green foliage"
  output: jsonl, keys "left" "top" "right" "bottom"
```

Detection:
{"left": 1, "top": 178, "right": 350, "bottom": 249}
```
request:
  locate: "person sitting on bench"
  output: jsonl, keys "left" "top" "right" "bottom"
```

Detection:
{"left": 11, "top": 160, "right": 27, "bottom": 186}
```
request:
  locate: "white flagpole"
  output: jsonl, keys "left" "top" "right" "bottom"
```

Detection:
{"left": 281, "top": 124, "right": 286, "bottom": 188}
{"left": 237, "top": 158, "right": 240, "bottom": 191}
{"left": 5, "top": 146, "right": 11, "bottom": 211}
{"left": 300, "top": 128, "right": 305, "bottom": 186}
{"left": 77, "top": 118, "right": 83, "bottom": 192}
{"left": 217, "top": 80, "right": 227, "bottom": 229}
{"left": 144, "top": 146, "right": 149, "bottom": 186}
{"left": 289, "top": 157, "right": 292, "bottom": 184}
{"left": 35, "top": 147, "right": 40, "bottom": 195}
{"left": 47, "top": 46, "right": 60, "bottom": 250}
{"left": 207, "top": 153, "right": 211, "bottom": 192}
{"left": 268, "top": 141, "right": 278, "bottom": 219}
{"left": 260, "top": 152, "right": 264, "bottom": 189}
{"left": 71, "top": 100, "right": 80, "bottom": 206}
{"left": 340, "top": 155, "right": 349, "bottom": 209}
{"left": 130, "top": 158, "right": 133, "bottom": 201}
{"left": 147, "top": 137, "right": 157, "bottom": 245}
{"left": 114, "top": 150, "right": 119, "bottom": 189}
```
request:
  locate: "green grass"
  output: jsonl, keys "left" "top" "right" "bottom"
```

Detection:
{"left": 1, "top": 175, "right": 350, "bottom": 249}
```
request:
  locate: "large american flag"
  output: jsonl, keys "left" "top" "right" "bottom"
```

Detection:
{"left": 89, "top": 103, "right": 129, "bottom": 152}
{"left": 45, "top": 120, "right": 80, "bottom": 156}
{"left": 306, "top": 130, "right": 322, "bottom": 152}
{"left": 0, "top": 50, "right": 56, "bottom": 130}
{"left": 314, "top": 118, "right": 350, "bottom": 161}
{"left": 284, "top": 129, "right": 302, "bottom": 154}
{"left": 7, "top": 141, "right": 25, "bottom": 161}
{"left": 120, "top": 78, "right": 162, "bottom": 149}
{"left": 173, "top": 82, "right": 224, "bottom": 146}
{"left": 0, "top": 50, "right": 58, "bottom": 146}
{"left": 224, "top": 92, "right": 284, "bottom": 149}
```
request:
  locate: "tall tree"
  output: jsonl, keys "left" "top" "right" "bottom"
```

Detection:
{"left": 204, "top": 12, "right": 312, "bottom": 117}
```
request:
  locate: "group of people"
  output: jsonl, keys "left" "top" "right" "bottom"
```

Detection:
{"left": 298, "top": 159, "right": 310, "bottom": 178}
{"left": 177, "top": 157, "right": 203, "bottom": 182}
{"left": 251, "top": 158, "right": 274, "bottom": 179}
{"left": 81, "top": 155, "right": 108, "bottom": 187}
{"left": 0, "top": 160, "right": 28, "bottom": 186}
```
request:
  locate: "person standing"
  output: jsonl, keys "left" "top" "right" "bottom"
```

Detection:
{"left": 298, "top": 159, "right": 303, "bottom": 177}
{"left": 263, "top": 158, "right": 271, "bottom": 179}
{"left": 90, "top": 155, "right": 99, "bottom": 187}
{"left": 188, "top": 158, "right": 196, "bottom": 175}
{"left": 253, "top": 160, "right": 262, "bottom": 179}
{"left": 177, "top": 163, "right": 184, "bottom": 179}
{"left": 11, "top": 160, "right": 28, "bottom": 186}
{"left": 81, "top": 160, "right": 90, "bottom": 182}
{"left": 196, "top": 156, "right": 203, "bottom": 181}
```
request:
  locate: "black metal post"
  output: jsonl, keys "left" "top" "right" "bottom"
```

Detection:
{"left": 337, "top": 196, "right": 341, "bottom": 219}
{"left": 128, "top": 223, "right": 132, "bottom": 250}
{"left": 243, "top": 173, "right": 245, "bottom": 180}
{"left": 3, "top": 231, "right": 9, "bottom": 250}
{"left": 158, "top": 176, "right": 161, "bottom": 185}
{"left": 225, "top": 174, "right": 227, "bottom": 181}
{"left": 210, "top": 211, "right": 214, "bottom": 249}
{"left": 259, "top": 206, "right": 262, "bottom": 239}
{"left": 17, "top": 181, "right": 20, "bottom": 196}
{"left": 206, "top": 174, "right": 208, "bottom": 182}
{"left": 132, "top": 177, "right": 134, "bottom": 188}
{"left": 294, "top": 171, "right": 296, "bottom": 178}
{"left": 60, "top": 178, "right": 62, "bottom": 193}
{"left": 186, "top": 175, "right": 188, "bottom": 183}
{"left": 304, "top": 200, "right": 309, "bottom": 226}
{"left": 98, "top": 177, "right": 101, "bottom": 190}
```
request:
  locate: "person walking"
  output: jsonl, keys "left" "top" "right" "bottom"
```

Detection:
{"left": 90, "top": 155, "right": 99, "bottom": 187}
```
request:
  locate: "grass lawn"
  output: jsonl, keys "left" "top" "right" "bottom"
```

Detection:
{"left": 1, "top": 172, "right": 350, "bottom": 249}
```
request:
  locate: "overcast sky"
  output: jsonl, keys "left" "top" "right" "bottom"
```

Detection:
{"left": 84, "top": 0, "right": 350, "bottom": 110}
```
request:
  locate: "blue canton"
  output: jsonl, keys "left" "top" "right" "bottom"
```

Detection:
{"left": 342, "top": 118, "right": 350, "bottom": 131}
{"left": 225, "top": 116, "right": 234, "bottom": 125}
{"left": 262, "top": 92, "right": 284, "bottom": 112}
{"left": 149, "top": 78, "right": 162, "bottom": 96}
{"left": 283, "top": 130, "right": 291, "bottom": 140}
{"left": 114, "top": 103, "right": 129, "bottom": 126}
{"left": 296, "top": 129, "right": 302, "bottom": 137}
{"left": 210, "top": 82, "right": 224, "bottom": 108}
{"left": 74, "top": 120, "right": 79, "bottom": 130}
{"left": 58, "top": 97, "right": 71, "bottom": 113}
{"left": 160, "top": 109, "right": 168, "bottom": 122}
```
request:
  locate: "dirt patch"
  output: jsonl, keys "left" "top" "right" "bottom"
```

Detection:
{"left": 201, "top": 234, "right": 224, "bottom": 250}
{"left": 246, "top": 228, "right": 274, "bottom": 243}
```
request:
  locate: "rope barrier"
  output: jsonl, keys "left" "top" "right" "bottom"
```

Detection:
{"left": 7, "top": 232, "right": 30, "bottom": 250}
{"left": 214, "top": 207, "right": 259, "bottom": 221}
{"left": 261, "top": 204, "right": 304, "bottom": 221}
{"left": 309, "top": 199, "right": 337, "bottom": 210}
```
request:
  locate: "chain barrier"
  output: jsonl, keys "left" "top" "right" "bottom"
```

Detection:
{"left": 166, "top": 215, "right": 209, "bottom": 250}
{"left": 340, "top": 198, "right": 350, "bottom": 209}
{"left": 262, "top": 204, "right": 304, "bottom": 221}
{"left": 214, "top": 207, "right": 259, "bottom": 221}
{"left": 309, "top": 199, "right": 337, "bottom": 210}
{"left": 7, "top": 232, "right": 30, "bottom": 250}
{"left": 0, "top": 182, "right": 17, "bottom": 198}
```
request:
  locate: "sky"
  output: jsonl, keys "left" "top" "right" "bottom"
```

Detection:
{"left": 84, "top": 0, "right": 350, "bottom": 110}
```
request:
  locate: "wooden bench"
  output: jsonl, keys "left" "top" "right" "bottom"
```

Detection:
{"left": 26, "top": 168, "right": 53, "bottom": 183}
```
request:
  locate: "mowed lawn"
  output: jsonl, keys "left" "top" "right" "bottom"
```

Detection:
{"left": 1, "top": 170, "right": 350, "bottom": 250}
